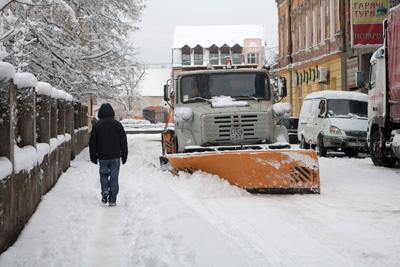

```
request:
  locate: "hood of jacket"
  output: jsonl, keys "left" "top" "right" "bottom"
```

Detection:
{"left": 98, "top": 103, "right": 115, "bottom": 119}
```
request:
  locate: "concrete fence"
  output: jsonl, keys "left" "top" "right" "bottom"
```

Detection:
{"left": 0, "top": 63, "right": 89, "bottom": 254}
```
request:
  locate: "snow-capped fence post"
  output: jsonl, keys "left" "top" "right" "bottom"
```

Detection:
{"left": 12, "top": 73, "right": 42, "bottom": 254}
{"left": 0, "top": 62, "right": 16, "bottom": 169}
{"left": 50, "top": 90, "right": 59, "bottom": 186}
{"left": 73, "top": 101, "right": 87, "bottom": 155}
{"left": 57, "top": 91, "right": 66, "bottom": 177}
{"left": 35, "top": 82, "right": 52, "bottom": 195}
{"left": 0, "top": 63, "right": 16, "bottom": 252}
{"left": 64, "top": 94, "right": 73, "bottom": 167}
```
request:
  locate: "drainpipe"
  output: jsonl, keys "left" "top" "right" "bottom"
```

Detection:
{"left": 340, "top": 0, "right": 348, "bottom": 91}
{"left": 288, "top": 0, "right": 293, "bottom": 109}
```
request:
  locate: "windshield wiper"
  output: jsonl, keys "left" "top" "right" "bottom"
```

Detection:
{"left": 186, "top": 97, "right": 210, "bottom": 102}
{"left": 234, "top": 94, "right": 259, "bottom": 101}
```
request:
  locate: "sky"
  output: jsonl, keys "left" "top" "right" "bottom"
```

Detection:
{"left": 1, "top": 134, "right": 399, "bottom": 266}
{"left": 130, "top": 0, "right": 279, "bottom": 68}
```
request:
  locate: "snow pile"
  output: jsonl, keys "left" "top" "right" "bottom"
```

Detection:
{"left": 14, "top": 72, "right": 38, "bottom": 89}
{"left": 0, "top": 157, "right": 12, "bottom": 180}
{"left": 57, "top": 89, "right": 66, "bottom": 100}
{"left": 36, "top": 82, "right": 53, "bottom": 96}
{"left": 13, "top": 145, "right": 39, "bottom": 174}
{"left": 210, "top": 96, "right": 248, "bottom": 108}
{"left": 0, "top": 62, "right": 15, "bottom": 81}
{"left": 392, "top": 134, "right": 400, "bottom": 146}
{"left": 173, "top": 107, "right": 193, "bottom": 121}
{"left": 273, "top": 102, "right": 292, "bottom": 117}
{"left": 66, "top": 93, "right": 73, "bottom": 102}
{"left": 120, "top": 119, "right": 151, "bottom": 125}
{"left": 36, "top": 143, "right": 50, "bottom": 164}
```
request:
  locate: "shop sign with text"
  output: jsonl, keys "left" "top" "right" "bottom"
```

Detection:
{"left": 351, "top": 0, "right": 390, "bottom": 47}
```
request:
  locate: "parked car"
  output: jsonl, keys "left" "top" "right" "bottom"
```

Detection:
{"left": 277, "top": 117, "right": 299, "bottom": 144}
{"left": 298, "top": 90, "right": 368, "bottom": 157}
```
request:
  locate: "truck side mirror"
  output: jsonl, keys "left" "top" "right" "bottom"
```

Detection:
{"left": 278, "top": 77, "right": 287, "bottom": 98}
{"left": 163, "top": 84, "right": 170, "bottom": 101}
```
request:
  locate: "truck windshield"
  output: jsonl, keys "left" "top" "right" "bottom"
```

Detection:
{"left": 180, "top": 73, "right": 270, "bottom": 102}
{"left": 327, "top": 99, "right": 368, "bottom": 118}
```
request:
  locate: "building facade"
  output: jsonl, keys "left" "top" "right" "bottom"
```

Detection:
{"left": 275, "top": 0, "right": 399, "bottom": 116}
{"left": 171, "top": 25, "right": 265, "bottom": 78}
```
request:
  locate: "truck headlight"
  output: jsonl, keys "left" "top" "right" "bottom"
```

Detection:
{"left": 174, "top": 107, "right": 193, "bottom": 123}
{"left": 330, "top": 126, "right": 342, "bottom": 135}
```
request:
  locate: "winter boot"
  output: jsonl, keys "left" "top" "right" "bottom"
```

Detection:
{"left": 101, "top": 192, "right": 109, "bottom": 204}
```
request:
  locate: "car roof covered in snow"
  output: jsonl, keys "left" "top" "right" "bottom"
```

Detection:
{"left": 304, "top": 90, "right": 368, "bottom": 101}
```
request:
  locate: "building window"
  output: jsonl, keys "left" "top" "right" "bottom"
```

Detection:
{"left": 330, "top": 0, "right": 336, "bottom": 38}
{"left": 232, "top": 53, "right": 242, "bottom": 64}
{"left": 220, "top": 44, "right": 230, "bottom": 64}
{"left": 193, "top": 45, "right": 203, "bottom": 65}
{"left": 209, "top": 45, "right": 219, "bottom": 65}
{"left": 321, "top": 0, "right": 326, "bottom": 43}
{"left": 293, "top": 15, "right": 297, "bottom": 53}
{"left": 182, "top": 45, "right": 191, "bottom": 65}
{"left": 299, "top": 14, "right": 304, "bottom": 50}
{"left": 232, "top": 44, "right": 243, "bottom": 64}
{"left": 306, "top": 9, "right": 311, "bottom": 48}
{"left": 247, "top": 53, "right": 259, "bottom": 64}
{"left": 313, "top": 5, "right": 318, "bottom": 47}
{"left": 194, "top": 54, "right": 203, "bottom": 65}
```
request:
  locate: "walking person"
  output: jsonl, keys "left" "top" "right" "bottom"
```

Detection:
{"left": 89, "top": 103, "right": 128, "bottom": 206}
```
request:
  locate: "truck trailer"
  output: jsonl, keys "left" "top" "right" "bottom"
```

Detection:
{"left": 358, "top": 5, "right": 400, "bottom": 167}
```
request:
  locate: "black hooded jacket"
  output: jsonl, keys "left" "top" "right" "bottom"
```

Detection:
{"left": 89, "top": 103, "right": 128, "bottom": 164}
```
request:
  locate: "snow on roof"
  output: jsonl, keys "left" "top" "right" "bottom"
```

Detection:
{"left": 140, "top": 69, "right": 172, "bottom": 97}
{"left": 172, "top": 25, "right": 264, "bottom": 48}
{"left": 305, "top": 90, "right": 368, "bottom": 101}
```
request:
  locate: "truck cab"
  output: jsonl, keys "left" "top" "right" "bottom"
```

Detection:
{"left": 165, "top": 68, "right": 291, "bottom": 153}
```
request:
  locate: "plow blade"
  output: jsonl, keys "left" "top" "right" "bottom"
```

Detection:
{"left": 165, "top": 149, "right": 320, "bottom": 194}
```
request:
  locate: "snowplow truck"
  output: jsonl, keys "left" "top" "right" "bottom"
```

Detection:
{"left": 160, "top": 67, "right": 320, "bottom": 194}
{"left": 357, "top": 5, "right": 400, "bottom": 167}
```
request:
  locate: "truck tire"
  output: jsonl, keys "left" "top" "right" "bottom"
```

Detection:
{"left": 317, "top": 135, "right": 327, "bottom": 157}
{"left": 300, "top": 136, "right": 310, "bottom": 149}
{"left": 370, "top": 131, "right": 396, "bottom": 167}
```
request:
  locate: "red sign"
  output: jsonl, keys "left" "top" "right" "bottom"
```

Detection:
{"left": 352, "top": 23, "right": 384, "bottom": 45}
{"left": 351, "top": 0, "right": 389, "bottom": 47}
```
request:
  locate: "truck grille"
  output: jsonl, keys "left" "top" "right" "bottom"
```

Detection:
{"left": 202, "top": 113, "right": 269, "bottom": 143}
{"left": 344, "top": 130, "right": 367, "bottom": 138}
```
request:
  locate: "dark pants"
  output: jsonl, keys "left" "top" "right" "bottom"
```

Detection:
{"left": 99, "top": 158, "right": 120, "bottom": 204}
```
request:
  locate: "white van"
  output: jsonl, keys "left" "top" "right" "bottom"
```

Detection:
{"left": 298, "top": 90, "right": 368, "bottom": 157}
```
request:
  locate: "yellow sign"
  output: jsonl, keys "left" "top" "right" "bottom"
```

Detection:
{"left": 352, "top": 0, "right": 389, "bottom": 23}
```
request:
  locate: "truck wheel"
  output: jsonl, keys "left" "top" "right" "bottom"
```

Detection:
{"left": 300, "top": 136, "right": 310, "bottom": 149}
{"left": 370, "top": 131, "right": 396, "bottom": 167}
{"left": 317, "top": 135, "right": 327, "bottom": 157}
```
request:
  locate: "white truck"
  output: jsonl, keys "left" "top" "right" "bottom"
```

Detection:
{"left": 357, "top": 5, "right": 400, "bottom": 167}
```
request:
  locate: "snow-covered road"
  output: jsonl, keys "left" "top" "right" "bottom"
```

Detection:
{"left": 1, "top": 134, "right": 399, "bottom": 267}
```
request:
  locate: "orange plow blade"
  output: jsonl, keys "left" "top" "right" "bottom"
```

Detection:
{"left": 165, "top": 149, "right": 320, "bottom": 194}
